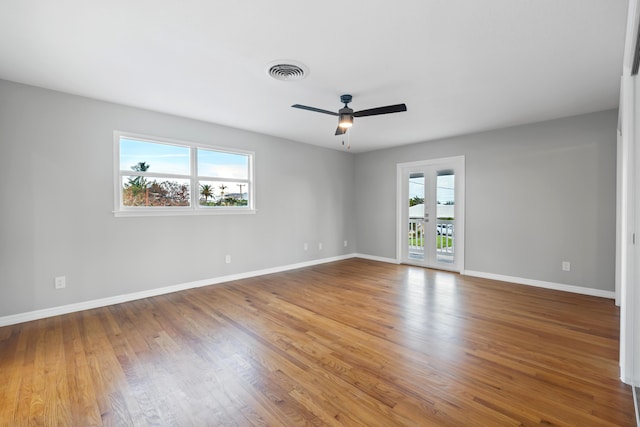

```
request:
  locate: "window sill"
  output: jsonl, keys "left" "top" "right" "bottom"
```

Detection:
{"left": 113, "top": 208, "right": 257, "bottom": 218}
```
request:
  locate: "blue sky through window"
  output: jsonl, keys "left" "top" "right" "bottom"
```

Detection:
{"left": 197, "top": 149, "right": 248, "bottom": 179}
{"left": 120, "top": 138, "right": 249, "bottom": 180}
{"left": 120, "top": 138, "right": 190, "bottom": 175}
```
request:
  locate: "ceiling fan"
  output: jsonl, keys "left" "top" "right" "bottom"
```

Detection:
{"left": 292, "top": 94, "right": 407, "bottom": 135}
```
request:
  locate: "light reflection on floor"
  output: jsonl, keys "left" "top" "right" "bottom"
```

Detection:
{"left": 401, "top": 266, "right": 461, "bottom": 360}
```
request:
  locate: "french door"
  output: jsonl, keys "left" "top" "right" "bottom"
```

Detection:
{"left": 397, "top": 156, "right": 465, "bottom": 271}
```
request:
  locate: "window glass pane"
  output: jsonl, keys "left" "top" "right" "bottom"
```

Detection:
{"left": 120, "top": 138, "right": 190, "bottom": 175}
{"left": 115, "top": 133, "right": 254, "bottom": 215}
{"left": 198, "top": 180, "right": 249, "bottom": 207}
{"left": 122, "top": 176, "right": 191, "bottom": 207}
{"left": 197, "top": 149, "right": 248, "bottom": 179}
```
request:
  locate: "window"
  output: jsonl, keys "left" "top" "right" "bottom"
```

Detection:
{"left": 114, "top": 132, "right": 254, "bottom": 216}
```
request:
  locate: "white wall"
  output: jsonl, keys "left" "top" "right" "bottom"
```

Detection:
{"left": 0, "top": 80, "right": 356, "bottom": 317}
{"left": 355, "top": 110, "right": 618, "bottom": 292}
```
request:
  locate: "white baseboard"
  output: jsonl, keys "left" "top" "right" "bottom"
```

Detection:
{"left": 0, "top": 253, "right": 357, "bottom": 328}
{"left": 354, "top": 253, "right": 400, "bottom": 264}
{"left": 463, "top": 270, "right": 615, "bottom": 299}
{"left": 1, "top": 257, "right": 616, "bottom": 328}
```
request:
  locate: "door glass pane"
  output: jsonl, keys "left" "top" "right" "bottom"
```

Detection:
{"left": 436, "top": 171, "right": 454, "bottom": 263}
{"left": 408, "top": 173, "right": 425, "bottom": 261}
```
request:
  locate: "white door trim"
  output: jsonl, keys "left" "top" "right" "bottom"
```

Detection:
{"left": 396, "top": 156, "right": 465, "bottom": 272}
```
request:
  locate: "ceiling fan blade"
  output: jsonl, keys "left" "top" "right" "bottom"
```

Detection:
{"left": 353, "top": 103, "right": 407, "bottom": 117}
{"left": 291, "top": 104, "right": 338, "bottom": 116}
{"left": 335, "top": 126, "right": 347, "bottom": 136}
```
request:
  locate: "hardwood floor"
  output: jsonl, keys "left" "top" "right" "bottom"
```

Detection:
{"left": 0, "top": 259, "right": 634, "bottom": 426}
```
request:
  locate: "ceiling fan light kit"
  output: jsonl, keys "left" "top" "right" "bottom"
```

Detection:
{"left": 291, "top": 94, "right": 407, "bottom": 137}
{"left": 338, "top": 112, "right": 353, "bottom": 128}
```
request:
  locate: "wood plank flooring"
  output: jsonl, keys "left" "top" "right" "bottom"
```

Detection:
{"left": 0, "top": 259, "right": 634, "bottom": 426}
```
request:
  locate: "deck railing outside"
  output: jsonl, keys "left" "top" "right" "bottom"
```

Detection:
{"left": 408, "top": 218, "right": 454, "bottom": 257}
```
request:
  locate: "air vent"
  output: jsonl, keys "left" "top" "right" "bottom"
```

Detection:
{"left": 267, "top": 61, "right": 308, "bottom": 81}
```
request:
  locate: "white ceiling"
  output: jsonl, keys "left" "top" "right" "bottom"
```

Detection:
{"left": 0, "top": 1, "right": 629, "bottom": 153}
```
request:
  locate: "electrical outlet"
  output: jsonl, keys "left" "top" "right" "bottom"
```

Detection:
{"left": 55, "top": 276, "right": 66, "bottom": 289}
{"left": 304, "top": 243, "right": 308, "bottom": 251}
{"left": 225, "top": 255, "right": 231, "bottom": 264}
{"left": 344, "top": 240, "right": 348, "bottom": 247}
{"left": 318, "top": 242, "right": 323, "bottom": 250}
{"left": 562, "top": 261, "right": 570, "bottom": 271}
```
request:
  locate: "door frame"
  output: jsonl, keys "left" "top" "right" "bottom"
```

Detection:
{"left": 396, "top": 156, "right": 465, "bottom": 272}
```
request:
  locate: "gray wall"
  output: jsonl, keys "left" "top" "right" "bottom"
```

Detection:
{"left": 0, "top": 79, "right": 618, "bottom": 319}
{"left": 355, "top": 110, "right": 617, "bottom": 292}
{"left": 0, "top": 80, "right": 356, "bottom": 317}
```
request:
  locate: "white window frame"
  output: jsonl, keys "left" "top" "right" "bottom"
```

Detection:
{"left": 113, "top": 131, "right": 255, "bottom": 217}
